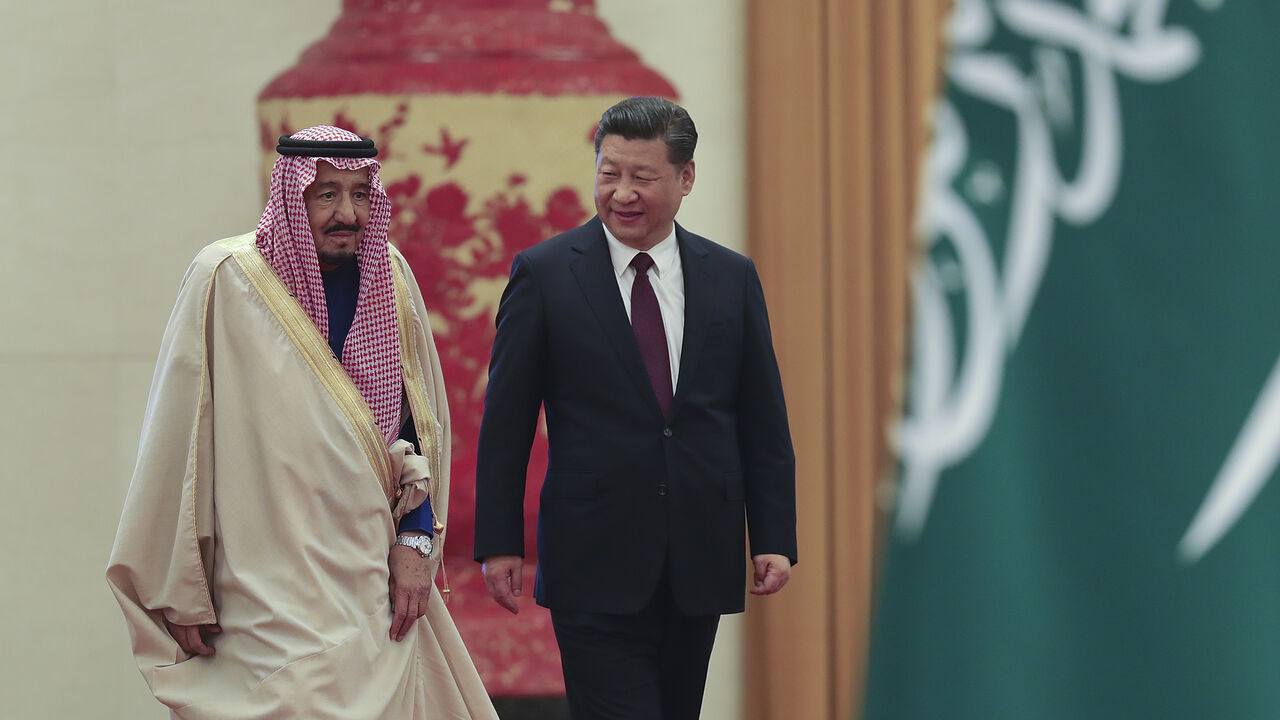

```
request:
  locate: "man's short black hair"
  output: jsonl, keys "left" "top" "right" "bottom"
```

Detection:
{"left": 593, "top": 96, "right": 697, "bottom": 168}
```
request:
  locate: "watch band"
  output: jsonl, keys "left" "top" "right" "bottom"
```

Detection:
{"left": 395, "top": 534, "right": 434, "bottom": 558}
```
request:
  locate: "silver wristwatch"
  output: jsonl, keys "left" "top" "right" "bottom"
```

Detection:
{"left": 395, "top": 534, "right": 434, "bottom": 558}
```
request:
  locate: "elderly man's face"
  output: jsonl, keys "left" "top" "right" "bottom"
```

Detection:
{"left": 594, "top": 134, "right": 694, "bottom": 251}
{"left": 305, "top": 161, "right": 372, "bottom": 270}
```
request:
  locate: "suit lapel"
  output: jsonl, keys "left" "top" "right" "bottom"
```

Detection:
{"left": 568, "top": 218, "right": 667, "bottom": 419}
{"left": 671, "top": 224, "right": 712, "bottom": 419}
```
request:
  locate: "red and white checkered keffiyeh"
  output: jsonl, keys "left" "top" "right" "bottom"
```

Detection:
{"left": 256, "top": 125, "right": 402, "bottom": 444}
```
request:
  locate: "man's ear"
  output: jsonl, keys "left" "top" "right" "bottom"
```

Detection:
{"left": 680, "top": 161, "right": 696, "bottom": 196}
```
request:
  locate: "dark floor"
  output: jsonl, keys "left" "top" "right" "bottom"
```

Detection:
{"left": 492, "top": 696, "right": 572, "bottom": 720}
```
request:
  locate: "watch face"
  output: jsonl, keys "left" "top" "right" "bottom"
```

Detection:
{"left": 402, "top": 536, "right": 431, "bottom": 555}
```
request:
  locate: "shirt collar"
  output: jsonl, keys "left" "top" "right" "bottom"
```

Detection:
{"left": 603, "top": 223, "right": 679, "bottom": 279}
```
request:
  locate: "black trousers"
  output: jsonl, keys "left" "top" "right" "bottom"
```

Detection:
{"left": 550, "top": 570, "right": 721, "bottom": 720}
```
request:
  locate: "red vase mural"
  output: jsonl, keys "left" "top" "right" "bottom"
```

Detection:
{"left": 258, "top": 0, "right": 676, "bottom": 696}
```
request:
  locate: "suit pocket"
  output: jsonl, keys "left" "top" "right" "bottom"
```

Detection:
{"left": 542, "top": 471, "right": 602, "bottom": 499}
{"left": 723, "top": 471, "right": 745, "bottom": 502}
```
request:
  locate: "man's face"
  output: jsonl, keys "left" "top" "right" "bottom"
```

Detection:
{"left": 304, "top": 161, "right": 372, "bottom": 271}
{"left": 594, "top": 135, "right": 694, "bottom": 251}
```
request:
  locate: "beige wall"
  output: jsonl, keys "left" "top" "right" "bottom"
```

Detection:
{"left": 0, "top": 1, "right": 746, "bottom": 718}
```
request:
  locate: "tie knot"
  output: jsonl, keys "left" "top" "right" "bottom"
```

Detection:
{"left": 630, "top": 252, "right": 655, "bottom": 274}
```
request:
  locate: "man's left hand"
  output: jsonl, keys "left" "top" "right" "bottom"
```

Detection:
{"left": 750, "top": 554, "right": 792, "bottom": 596}
{"left": 388, "top": 539, "right": 437, "bottom": 642}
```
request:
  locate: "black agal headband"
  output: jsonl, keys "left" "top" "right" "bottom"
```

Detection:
{"left": 276, "top": 135, "right": 378, "bottom": 158}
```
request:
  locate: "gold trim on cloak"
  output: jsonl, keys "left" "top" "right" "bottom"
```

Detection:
{"left": 390, "top": 255, "right": 445, "bottom": 535}
{"left": 219, "top": 233, "right": 396, "bottom": 501}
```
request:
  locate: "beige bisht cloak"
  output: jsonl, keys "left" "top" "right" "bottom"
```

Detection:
{"left": 107, "top": 233, "right": 498, "bottom": 720}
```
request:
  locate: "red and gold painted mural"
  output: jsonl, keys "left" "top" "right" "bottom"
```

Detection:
{"left": 258, "top": 0, "right": 675, "bottom": 696}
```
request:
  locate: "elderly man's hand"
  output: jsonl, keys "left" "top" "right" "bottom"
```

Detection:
{"left": 481, "top": 555, "right": 524, "bottom": 615}
{"left": 388, "top": 539, "right": 438, "bottom": 642}
{"left": 164, "top": 618, "right": 221, "bottom": 656}
{"left": 749, "top": 554, "right": 792, "bottom": 596}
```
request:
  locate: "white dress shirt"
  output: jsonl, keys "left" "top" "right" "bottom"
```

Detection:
{"left": 603, "top": 224, "right": 685, "bottom": 390}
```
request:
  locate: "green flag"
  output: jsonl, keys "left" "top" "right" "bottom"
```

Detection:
{"left": 865, "top": 1, "right": 1280, "bottom": 718}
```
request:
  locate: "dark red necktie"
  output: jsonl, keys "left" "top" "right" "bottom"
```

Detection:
{"left": 629, "top": 252, "right": 673, "bottom": 417}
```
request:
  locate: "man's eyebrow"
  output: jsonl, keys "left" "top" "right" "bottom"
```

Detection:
{"left": 598, "top": 157, "right": 662, "bottom": 173}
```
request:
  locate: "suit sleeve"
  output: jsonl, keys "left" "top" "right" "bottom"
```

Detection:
{"left": 473, "top": 253, "right": 547, "bottom": 560}
{"left": 738, "top": 259, "right": 798, "bottom": 564}
{"left": 398, "top": 498, "right": 435, "bottom": 536}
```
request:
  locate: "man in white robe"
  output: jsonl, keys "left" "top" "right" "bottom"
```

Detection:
{"left": 107, "top": 126, "right": 498, "bottom": 720}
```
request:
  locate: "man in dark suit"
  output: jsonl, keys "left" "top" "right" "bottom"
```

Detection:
{"left": 474, "top": 96, "right": 797, "bottom": 720}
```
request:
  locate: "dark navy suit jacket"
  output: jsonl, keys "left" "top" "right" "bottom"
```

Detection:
{"left": 474, "top": 216, "right": 796, "bottom": 616}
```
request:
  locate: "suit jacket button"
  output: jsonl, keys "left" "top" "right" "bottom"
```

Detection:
{"left": 658, "top": 484, "right": 668, "bottom": 496}
{"left": 663, "top": 428, "right": 673, "bottom": 438}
